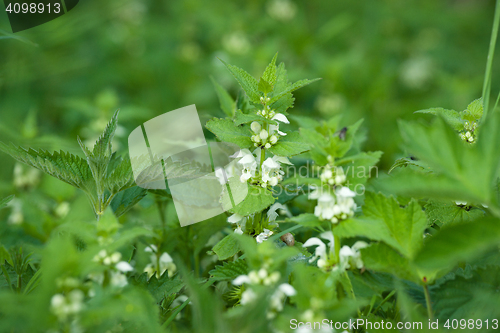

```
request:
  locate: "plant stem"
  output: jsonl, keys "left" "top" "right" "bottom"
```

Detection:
{"left": 423, "top": 284, "right": 434, "bottom": 320}
{"left": 482, "top": 0, "right": 500, "bottom": 119}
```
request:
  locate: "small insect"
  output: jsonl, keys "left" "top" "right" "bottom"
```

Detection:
{"left": 338, "top": 127, "right": 347, "bottom": 141}
{"left": 280, "top": 233, "right": 295, "bottom": 246}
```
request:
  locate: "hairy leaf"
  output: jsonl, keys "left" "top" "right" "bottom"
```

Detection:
{"left": 205, "top": 118, "right": 253, "bottom": 149}
{"left": 209, "top": 259, "right": 248, "bottom": 281}
{"left": 267, "top": 132, "right": 310, "bottom": 157}
{"left": 211, "top": 77, "right": 235, "bottom": 117}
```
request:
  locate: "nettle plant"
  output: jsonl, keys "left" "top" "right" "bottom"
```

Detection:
{"left": 1, "top": 47, "right": 500, "bottom": 332}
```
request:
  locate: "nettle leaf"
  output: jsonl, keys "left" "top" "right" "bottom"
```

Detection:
{"left": 209, "top": 259, "right": 248, "bottom": 281}
{"left": 267, "top": 131, "right": 310, "bottom": 157}
{"left": 105, "top": 155, "right": 136, "bottom": 194}
{"left": 327, "top": 119, "right": 363, "bottom": 158}
{"left": 233, "top": 109, "right": 277, "bottom": 126}
{"left": 229, "top": 185, "right": 275, "bottom": 216}
{"left": 212, "top": 234, "right": 241, "bottom": 260}
{"left": 269, "top": 78, "right": 321, "bottom": 104}
{"left": 0, "top": 143, "right": 94, "bottom": 191}
{"left": 220, "top": 59, "right": 260, "bottom": 102}
{"left": 388, "top": 157, "right": 431, "bottom": 174}
{"left": 258, "top": 78, "right": 273, "bottom": 94}
{"left": 414, "top": 217, "right": 500, "bottom": 274}
{"left": 132, "top": 271, "right": 184, "bottom": 303}
{"left": 360, "top": 192, "right": 427, "bottom": 259}
{"left": 261, "top": 53, "right": 278, "bottom": 86}
{"left": 336, "top": 151, "right": 382, "bottom": 186}
{"left": 211, "top": 77, "right": 236, "bottom": 117}
{"left": 205, "top": 118, "right": 253, "bottom": 149}
{"left": 110, "top": 186, "right": 148, "bottom": 217}
{"left": 361, "top": 243, "right": 419, "bottom": 283}
{"left": 463, "top": 98, "right": 483, "bottom": 122}
{"left": 424, "top": 200, "right": 485, "bottom": 227}
{"left": 0, "top": 195, "right": 14, "bottom": 210}
{"left": 415, "top": 108, "right": 464, "bottom": 131}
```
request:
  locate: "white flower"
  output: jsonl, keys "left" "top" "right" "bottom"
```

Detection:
{"left": 311, "top": 187, "right": 356, "bottom": 224}
{"left": 339, "top": 241, "right": 368, "bottom": 270}
{"left": 303, "top": 231, "right": 335, "bottom": 270}
{"left": 250, "top": 121, "right": 262, "bottom": 133}
{"left": 240, "top": 289, "right": 257, "bottom": 305}
{"left": 267, "top": 202, "right": 287, "bottom": 222}
{"left": 256, "top": 228, "right": 273, "bottom": 243}
{"left": 110, "top": 271, "right": 128, "bottom": 288}
{"left": 144, "top": 245, "right": 177, "bottom": 278}
{"left": 50, "top": 290, "right": 85, "bottom": 322}
{"left": 236, "top": 149, "right": 258, "bottom": 183}
{"left": 259, "top": 129, "right": 269, "bottom": 140}
{"left": 320, "top": 166, "right": 346, "bottom": 186}
{"left": 269, "top": 113, "right": 289, "bottom": 136}
{"left": 227, "top": 213, "right": 247, "bottom": 234}
{"left": 116, "top": 261, "right": 134, "bottom": 272}
{"left": 233, "top": 269, "right": 280, "bottom": 286}
{"left": 268, "top": 283, "right": 296, "bottom": 318}
{"left": 261, "top": 155, "right": 290, "bottom": 187}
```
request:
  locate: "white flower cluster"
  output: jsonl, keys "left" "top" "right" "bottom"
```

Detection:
{"left": 251, "top": 101, "right": 289, "bottom": 149}
{"left": 91, "top": 250, "right": 133, "bottom": 288}
{"left": 303, "top": 231, "right": 367, "bottom": 272}
{"left": 460, "top": 121, "right": 477, "bottom": 143}
{"left": 143, "top": 245, "right": 177, "bottom": 278}
{"left": 233, "top": 148, "right": 292, "bottom": 187}
{"left": 227, "top": 203, "right": 286, "bottom": 240}
{"left": 319, "top": 165, "right": 346, "bottom": 186}
{"left": 310, "top": 187, "right": 356, "bottom": 224}
{"left": 233, "top": 267, "right": 296, "bottom": 318}
{"left": 50, "top": 289, "right": 85, "bottom": 322}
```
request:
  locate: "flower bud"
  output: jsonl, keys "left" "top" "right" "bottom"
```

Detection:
{"left": 269, "top": 135, "right": 278, "bottom": 144}
{"left": 260, "top": 129, "right": 269, "bottom": 140}
{"left": 251, "top": 121, "right": 261, "bottom": 133}
{"left": 265, "top": 143, "right": 271, "bottom": 149}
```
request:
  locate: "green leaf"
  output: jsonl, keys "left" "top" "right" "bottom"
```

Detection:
{"left": 258, "top": 78, "right": 273, "bottom": 94}
{"left": 327, "top": 119, "right": 363, "bottom": 158}
{"left": 105, "top": 155, "right": 136, "bottom": 194}
{"left": 336, "top": 151, "right": 383, "bottom": 186}
{"left": 286, "top": 213, "right": 322, "bottom": 228}
{"left": 220, "top": 59, "right": 260, "bottom": 102}
{"left": 0, "top": 143, "right": 93, "bottom": 190}
{"left": 267, "top": 131, "right": 310, "bottom": 157}
{"left": 229, "top": 185, "right": 275, "bottom": 216}
{"left": 212, "top": 234, "right": 241, "bottom": 260}
{"left": 110, "top": 186, "right": 148, "bottom": 217}
{"left": 464, "top": 98, "right": 483, "bottom": 121}
{"left": 209, "top": 259, "right": 248, "bottom": 281}
{"left": 205, "top": 118, "right": 253, "bottom": 149}
{"left": 261, "top": 53, "right": 278, "bottom": 86}
{"left": 233, "top": 109, "right": 276, "bottom": 127}
{"left": 211, "top": 77, "right": 235, "bottom": 118}
{"left": 414, "top": 217, "right": 500, "bottom": 273}
{"left": 424, "top": 200, "right": 485, "bottom": 227}
{"left": 269, "top": 78, "right": 320, "bottom": 104}
{"left": 360, "top": 192, "right": 427, "bottom": 259}
{"left": 132, "top": 272, "right": 184, "bottom": 303}
{"left": 388, "top": 157, "right": 431, "bottom": 174}
{"left": 415, "top": 108, "right": 464, "bottom": 131}
{"left": 361, "top": 243, "right": 419, "bottom": 282}
{"left": 0, "top": 195, "right": 14, "bottom": 210}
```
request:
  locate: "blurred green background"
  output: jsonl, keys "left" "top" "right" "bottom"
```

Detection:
{"left": 0, "top": 0, "right": 497, "bottom": 204}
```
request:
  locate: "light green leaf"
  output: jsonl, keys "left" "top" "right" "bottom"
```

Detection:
{"left": 267, "top": 131, "right": 310, "bottom": 157}
{"left": 211, "top": 77, "right": 235, "bottom": 117}
{"left": 258, "top": 78, "right": 273, "bottom": 94}
{"left": 0, "top": 195, "right": 14, "bottom": 210}
{"left": 269, "top": 78, "right": 321, "bottom": 104}
{"left": 336, "top": 151, "right": 383, "bottom": 186}
{"left": 233, "top": 109, "right": 276, "bottom": 126}
{"left": 415, "top": 107, "right": 464, "bottom": 131}
{"left": 110, "top": 186, "right": 148, "bottom": 218}
{"left": 361, "top": 192, "right": 427, "bottom": 259}
{"left": 286, "top": 213, "right": 322, "bottom": 228}
{"left": 229, "top": 185, "right": 275, "bottom": 216}
{"left": 261, "top": 53, "right": 278, "bottom": 86}
{"left": 220, "top": 59, "right": 260, "bottom": 102}
{"left": 209, "top": 259, "right": 248, "bottom": 281}
{"left": 424, "top": 200, "right": 485, "bottom": 227}
{"left": 212, "top": 234, "right": 241, "bottom": 260}
{"left": 388, "top": 157, "right": 431, "bottom": 174}
{"left": 205, "top": 118, "right": 253, "bottom": 149}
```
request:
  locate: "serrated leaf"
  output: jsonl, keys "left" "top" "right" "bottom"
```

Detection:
{"left": 424, "top": 200, "right": 485, "bottom": 227}
{"left": 0, "top": 195, "right": 14, "bottom": 210}
{"left": 465, "top": 98, "right": 483, "bottom": 121}
{"left": 336, "top": 151, "right": 383, "bottom": 186}
{"left": 269, "top": 78, "right": 320, "bottom": 104}
{"left": 361, "top": 192, "right": 427, "bottom": 259}
{"left": 261, "top": 53, "right": 278, "bottom": 86}
{"left": 220, "top": 59, "right": 260, "bottom": 102}
{"left": 414, "top": 217, "right": 500, "bottom": 274}
{"left": 233, "top": 109, "right": 276, "bottom": 127}
{"left": 267, "top": 131, "right": 310, "bottom": 157}
{"left": 110, "top": 186, "right": 148, "bottom": 217}
{"left": 211, "top": 77, "right": 235, "bottom": 117}
{"left": 415, "top": 108, "right": 464, "bottom": 131}
{"left": 258, "top": 78, "right": 273, "bottom": 94}
{"left": 361, "top": 243, "right": 419, "bottom": 282}
{"left": 132, "top": 271, "right": 184, "bottom": 303}
{"left": 327, "top": 119, "right": 363, "bottom": 158}
{"left": 209, "top": 259, "right": 248, "bottom": 281}
{"left": 212, "top": 234, "right": 241, "bottom": 260}
{"left": 0, "top": 143, "right": 94, "bottom": 190}
{"left": 388, "top": 157, "right": 431, "bottom": 174}
{"left": 205, "top": 118, "right": 253, "bottom": 149}
{"left": 228, "top": 185, "right": 275, "bottom": 216}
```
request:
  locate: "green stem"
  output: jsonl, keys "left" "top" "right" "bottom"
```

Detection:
{"left": 482, "top": 0, "right": 500, "bottom": 119}
{"left": 423, "top": 284, "right": 434, "bottom": 320}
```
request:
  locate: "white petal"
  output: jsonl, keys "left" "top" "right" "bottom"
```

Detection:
{"left": 228, "top": 213, "right": 244, "bottom": 223}
{"left": 272, "top": 113, "right": 290, "bottom": 124}
{"left": 159, "top": 252, "right": 173, "bottom": 264}
{"left": 278, "top": 283, "right": 296, "bottom": 296}
{"left": 145, "top": 245, "right": 157, "bottom": 253}
{"left": 233, "top": 275, "right": 251, "bottom": 285}
{"left": 336, "top": 186, "right": 356, "bottom": 198}
{"left": 116, "top": 261, "right": 134, "bottom": 272}
{"left": 273, "top": 155, "right": 293, "bottom": 165}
